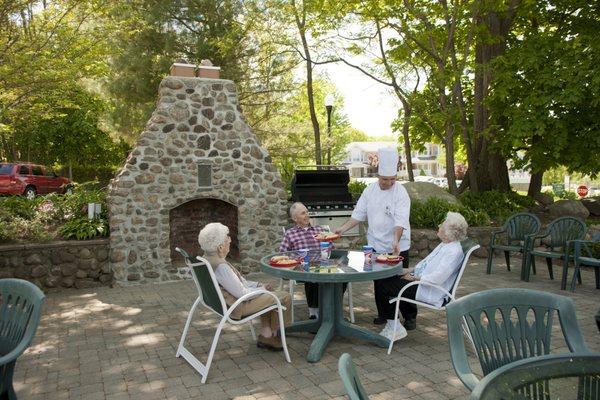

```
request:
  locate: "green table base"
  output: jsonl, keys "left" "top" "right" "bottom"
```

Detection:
{"left": 286, "top": 282, "right": 389, "bottom": 363}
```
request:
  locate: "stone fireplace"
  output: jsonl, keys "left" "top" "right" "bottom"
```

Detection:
{"left": 108, "top": 76, "right": 287, "bottom": 285}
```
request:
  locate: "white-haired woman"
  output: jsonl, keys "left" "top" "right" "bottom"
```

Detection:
{"left": 378, "top": 212, "right": 468, "bottom": 340}
{"left": 198, "top": 222, "right": 291, "bottom": 351}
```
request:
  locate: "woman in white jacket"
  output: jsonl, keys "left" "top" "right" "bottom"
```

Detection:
{"left": 378, "top": 212, "right": 468, "bottom": 340}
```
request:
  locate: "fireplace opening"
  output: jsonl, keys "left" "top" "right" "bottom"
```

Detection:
{"left": 169, "top": 199, "right": 239, "bottom": 265}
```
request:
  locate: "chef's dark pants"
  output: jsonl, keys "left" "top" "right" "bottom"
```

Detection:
{"left": 374, "top": 250, "right": 413, "bottom": 320}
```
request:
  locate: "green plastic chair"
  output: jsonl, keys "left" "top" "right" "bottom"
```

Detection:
{"left": 446, "top": 288, "right": 589, "bottom": 392}
{"left": 567, "top": 232, "right": 600, "bottom": 292}
{"left": 522, "top": 217, "right": 586, "bottom": 288}
{"left": 338, "top": 353, "right": 369, "bottom": 400}
{"left": 469, "top": 353, "right": 600, "bottom": 400}
{"left": 0, "top": 279, "right": 45, "bottom": 400}
{"left": 486, "top": 213, "right": 541, "bottom": 275}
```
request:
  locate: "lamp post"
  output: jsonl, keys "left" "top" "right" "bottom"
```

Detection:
{"left": 324, "top": 93, "right": 334, "bottom": 166}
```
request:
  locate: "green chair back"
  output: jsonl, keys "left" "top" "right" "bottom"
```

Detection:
{"left": 505, "top": 213, "right": 541, "bottom": 243}
{"left": 470, "top": 353, "right": 600, "bottom": 400}
{"left": 338, "top": 353, "right": 369, "bottom": 400}
{"left": 0, "top": 279, "right": 45, "bottom": 396}
{"left": 544, "top": 217, "right": 586, "bottom": 249}
{"left": 175, "top": 248, "right": 224, "bottom": 316}
{"left": 446, "top": 288, "right": 589, "bottom": 391}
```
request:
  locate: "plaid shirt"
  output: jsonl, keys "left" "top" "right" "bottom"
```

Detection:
{"left": 279, "top": 225, "right": 325, "bottom": 252}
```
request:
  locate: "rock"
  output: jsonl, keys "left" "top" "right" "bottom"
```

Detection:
{"left": 97, "top": 249, "right": 108, "bottom": 262}
{"left": 14, "top": 265, "right": 32, "bottom": 279}
{"left": 99, "top": 274, "right": 113, "bottom": 284}
{"left": 24, "top": 254, "right": 43, "bottom": 265}
{"left": 79, "top": 248, "right": 92, "bottom": 259}
{"left": 74, "top": 279, "right": 97, "bottom": 289}
{"left": 110, "top": 249, "right": 126, "bottom": 263}
{"left": 127, "top": 273, "right": 141, "bottom": 281}
{"left": 61, "top": 277, "right": 75, "bottom": 288}
{"left": 548, "top": 200, "right": 590, "bottom": 220}
{"left": 401, "top": 182, "right": 459, "bottom": 205}
{"left": 61, "top": 264, "right": 78, "bottom": 276}
{"left": 144, "top": 271, "right": 160, "bottom": 279}
{"left": 581, "top": 196, "right": 600, "bottom": 217}
{"left": 75, "top": 270, "right": 88, "bottom": 278}
{"left": 534, "top": 192, "right": 554, "bottom": 206}
{"left": 31, "top": 265, "right": 48, "bottom": 278}
{"left": 44, "top": 276, "right": 60, "bottom": 288}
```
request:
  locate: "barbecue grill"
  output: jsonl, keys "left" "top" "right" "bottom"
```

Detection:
{"left": 291, "top": 166, "right": 359, "bottom": 236}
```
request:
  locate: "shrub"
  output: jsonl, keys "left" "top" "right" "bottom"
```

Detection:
{"left": 348, "top": 180, "right": 367, "bottom": 201}
{"left": 59, "top": 216, "right": 109, "bottom": 240}
{"left": 543, "top": 189, "right": 578, "bottom": 201}
{"left": 411, "top": 198, "right": 489, "bottom": 228}
{"left": 459, "top": 190, "right": 534, "bottom": 223}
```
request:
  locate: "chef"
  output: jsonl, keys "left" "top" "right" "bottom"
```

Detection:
{"left": 335, "top": 147, "right": 411, "bottom": 327}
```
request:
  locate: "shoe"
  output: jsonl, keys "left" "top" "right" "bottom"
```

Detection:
{"left": 309, "top": 315, "right": 317, "bottom": 320}
{"left": 380, "top": 323, "right": 407, "bottom": 341}
{"left": 404, "top": 319, "right": 416, "bottom": 331}
{"left": 257, "top": 334, "right": 283, "bottom": 351}
{"left": 373, "top": 316, "right": 387, "bottom": 325}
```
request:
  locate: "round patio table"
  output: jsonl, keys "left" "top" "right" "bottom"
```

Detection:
{"left": 260, "top": 249, "right": 404, "bottom": 363}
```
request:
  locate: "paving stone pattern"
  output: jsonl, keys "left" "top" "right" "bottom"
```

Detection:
{"left": 13, "top": 257, "right": 600, "bottom": 399}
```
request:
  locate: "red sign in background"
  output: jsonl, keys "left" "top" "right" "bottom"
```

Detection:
{"left": 577, "top": 185, "right": 589, "bottom": 198}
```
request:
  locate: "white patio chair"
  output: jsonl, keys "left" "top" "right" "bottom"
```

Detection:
{"left": 387, "top": 239, "right": 480, "bottom": 354}
{"left": 175, "top": 247, "right": 291, "bottom": 383}
{"left": 279, "top": 226, "right": 355, "bottom": 323}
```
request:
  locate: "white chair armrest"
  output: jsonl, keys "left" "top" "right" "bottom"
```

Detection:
{"left": 225, "top": 289, "right": 285, "bottom": 319}
{"left": 389, "top": 280, "right": 454, "bottom": 304}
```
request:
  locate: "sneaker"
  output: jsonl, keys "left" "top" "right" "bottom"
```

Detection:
{"left": 373, "top": 316, "right": 387, "bottom": 325}
{"left": 257, "top": 334, "right": 283, "bottom": 351}
{"left": 382, "top": 322, "right": 408, "bottom": 341}
{"left": 404, "top": 319, "right": 417, "bottom": 331}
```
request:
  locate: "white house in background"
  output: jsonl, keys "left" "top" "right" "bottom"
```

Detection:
{"left": 342, "top": 141, "right": 445, "bottom": 178}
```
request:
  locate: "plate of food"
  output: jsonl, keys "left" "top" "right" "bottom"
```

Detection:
{"left": 314, "top": 232, "right": 340, "bottom": 242}
{"left": 268, "top": 256, "right": 301, "bottom": 269}
{"left": 375, "top": 254, "right": 404, "bottom": 264}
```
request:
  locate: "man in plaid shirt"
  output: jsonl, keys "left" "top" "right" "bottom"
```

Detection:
{"left": 280, "top": 202, "right": 324, "bottom": 319}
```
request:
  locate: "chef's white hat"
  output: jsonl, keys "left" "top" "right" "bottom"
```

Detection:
{"left": 378, "top": 147, "right": 399, "bottom": 177}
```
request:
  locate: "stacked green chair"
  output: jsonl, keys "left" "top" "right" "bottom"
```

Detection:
{"left": 469, "top": 353, "right": 600, "bottom": 400}
{"left": 1, "top": 279, "right": 45, "bottom": 400}
{"left": 567, "top": 232, "right": 600, "bottom": 292}
{"left": 487, "top": 213, "right": 541, "bottom": 275}
{"left": 522, "top": 216, "right": 586, "bottom": 288}
{"left": 446, "top": 288, "right": 590, "bottom": 394}
{"left": 338, "top": 353, "right": 369, "bottom": 400}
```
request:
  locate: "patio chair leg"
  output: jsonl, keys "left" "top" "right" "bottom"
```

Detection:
{"left": 289, "top": 279, "right": 295, "bottom": 323}
{"left": 595, "top": 268, "right": 600, "bottom": 289}
{"left": 277, "top": 307, "right": 291, "bottom": 363}
{"left": 486, "top": 247, "right": 494, "bottom": 274}
{"left": 201, "top": 319, "right": 227, "bottom": 383}
{"left": 531, "top": 256, "right": 537, "bottom": 276}
{"left": 387, "top": 299, "right": 401, "bottom": 355}
{"left": 176, "top": 296, "right": 202, "bottom": 358}
{"left": 504, "top": 251, "right": 511, "bottom": 271}
{"left": 249, "top": 320, "right": 256, "bottom": 341}
{"left": 546, "top": 257, "right": 554, "bottom": 280}
{"left": 278, "top": 278, "right": 285, "bottom": 291}
{"left": 347, "top": 282, "right": 355, "bottom": 323}
{"left": 577, "top": 269, "right": 582, "bottom": 285}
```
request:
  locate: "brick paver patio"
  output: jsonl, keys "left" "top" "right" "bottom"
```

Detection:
{"left": 13, "top": 257, "right": 600, "bottom": 400}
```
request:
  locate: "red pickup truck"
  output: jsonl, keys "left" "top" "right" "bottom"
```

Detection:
{"left": 0, "top": 162, "right": 71, "bottom": 199}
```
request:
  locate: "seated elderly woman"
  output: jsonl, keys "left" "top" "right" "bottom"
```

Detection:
{"left": 378, "top": 211, "right": 468, "bottom": 340}
{"left": 198, "top": 222, "right": 291, "bottom": 351}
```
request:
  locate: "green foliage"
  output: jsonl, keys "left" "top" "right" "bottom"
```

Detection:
{"left": 591, "top": 241, "right": 600, "bottom": 259}
{"left": 348, "top": 180, "right": 367, "bottom": 201}
{"left": 458, "top": 190, "right": 535, "bottom": 223}
{"left": 59, "top": 217, "right": 108, "bottom": 240}
{"left": 0, "top": 183, "right": 108, "bottom": 243}
{"left": 410, "top": 198, "right": 489, "bottom": 229}
{"left": 542, "top": 190, "right": 578, "bottom": 201}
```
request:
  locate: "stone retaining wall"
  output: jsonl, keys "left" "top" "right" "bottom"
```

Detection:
{"left": 0, "top": 239, "right": 112, "bottom": 290}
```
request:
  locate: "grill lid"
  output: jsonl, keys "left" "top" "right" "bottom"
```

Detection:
{"left": 291, "top": 167, "right": 354, "bottom": 205}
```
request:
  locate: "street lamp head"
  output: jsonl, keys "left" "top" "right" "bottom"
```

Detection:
{"left": 324, "top": 93, "right": 334, "bottom": 108}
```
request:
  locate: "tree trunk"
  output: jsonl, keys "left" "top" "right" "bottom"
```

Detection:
{"left": 401, "top": 101, "right": 414, "bottom": 181}
{"left": 528, "top": 170, "right": 544, "bottom": 197}
{"left": 293, "top": 2, "right": 321, "bottom": 166}
{"left": 471, "top": 3, "right": 518, "bottom": 192}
